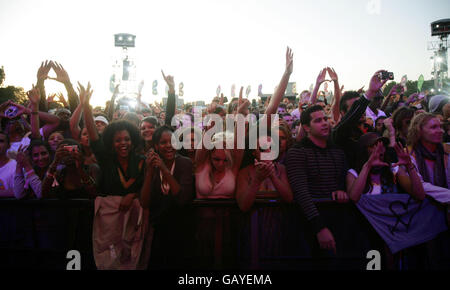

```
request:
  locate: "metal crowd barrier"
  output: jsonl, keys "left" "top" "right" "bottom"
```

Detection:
{"left": 0, "top": 198, "right": 449, "bottom": 270}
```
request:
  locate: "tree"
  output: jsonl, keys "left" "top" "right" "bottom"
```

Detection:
{"left": 0, "top": 66, "right": 5, "bottom": 87}
{"left": 0, "top": 86, "right": 28, "bottom": 105}
{"left": 382, "top": 78, "right": 442, "bottom": 96}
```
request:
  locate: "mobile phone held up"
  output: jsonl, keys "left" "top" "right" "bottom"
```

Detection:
{"left": 378, "top": 71, "right": 394, "bottom": 81}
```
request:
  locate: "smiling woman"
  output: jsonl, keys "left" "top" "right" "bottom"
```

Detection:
{"left": 139, "top": 125, "right": 194, "bottom": 269}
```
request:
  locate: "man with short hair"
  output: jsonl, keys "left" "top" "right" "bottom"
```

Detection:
{"left": 286, "top": 105, "right": 348, "bottom": 254}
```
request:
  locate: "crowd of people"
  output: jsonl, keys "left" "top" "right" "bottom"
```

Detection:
{"left": 0, "top": 47, "right": 449, "bottom": 269}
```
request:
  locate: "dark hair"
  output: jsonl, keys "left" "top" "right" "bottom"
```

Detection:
{"left": 354, "top": 143, "right": 396, "bottom": 194}
{"left": 292, "top": 119, "right": 301, "bottom": 128}
{"left": 392, "top": 107, "right": 415, "bottom": 133}
{"left": 141, "top": 116, "right": 159, "bottom": 128}
{"left": 178, "top": 126, "right": 202, "bottom": 157}
{"left": 0, "top": 130, "right": 9, "bottom": 145}
{"left": 278, "top": 103, "right": 287, "bottom": 110}
{"left": 28, "top": 139, "right": 52, "bottom": 159}
{"left": 102, "top": 120, "right": 142, "bottom": 156}
{"left": 300, "top": 105, "right": 324, "bottom": 126}
{"left": 339, "top": 91, "right": 360, "bottom": 114}
{"left": 152, "top": 125, "right": 174, "bottom": 147}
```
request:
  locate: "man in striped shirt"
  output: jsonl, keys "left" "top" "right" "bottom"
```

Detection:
{"left": 286, "top": 105, "right": 348, "bottom": 254}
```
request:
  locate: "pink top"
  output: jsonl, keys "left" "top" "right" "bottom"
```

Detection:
{"left": 195, "top": 162, "right": 236, "bottom": 199}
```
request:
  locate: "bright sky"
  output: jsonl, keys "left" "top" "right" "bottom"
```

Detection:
{"left": 0, "top": 0, "right": 449, "bottom": 107}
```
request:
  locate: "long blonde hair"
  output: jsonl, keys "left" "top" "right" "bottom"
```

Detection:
{"left": 407, "top": 112, "right": 438, "bottom": 148}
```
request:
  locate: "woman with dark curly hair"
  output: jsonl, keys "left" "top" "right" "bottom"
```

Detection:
{"left": 81, "top": 82, "right": 150, "bottom": 270}
{"left": 81, "top": 83, "right": 145, "bottom": 205}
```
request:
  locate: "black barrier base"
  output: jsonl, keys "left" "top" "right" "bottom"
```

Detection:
{"left": 0, "top": 198, "right": 449, "bottom": 270}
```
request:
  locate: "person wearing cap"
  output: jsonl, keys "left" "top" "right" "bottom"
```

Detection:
{"left": 94, "top": 115, "right": 109, "bottom": 135}
{"left": 428, "top": 95, "right": 449, "bottom": 115}
{"left": 346, "top": 132, "right": 425, "bottom": 202}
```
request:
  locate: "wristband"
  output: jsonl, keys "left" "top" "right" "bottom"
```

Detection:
{"left": 31, "top": 111, "right": 39, "bottom": 115}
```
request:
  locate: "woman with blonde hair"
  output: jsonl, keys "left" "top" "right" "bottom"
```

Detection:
{"left": 407, "top": 112, "right": 449, "bottom": 189}
{"left": 195, "top": 131, "right": 244, "bottom": 199}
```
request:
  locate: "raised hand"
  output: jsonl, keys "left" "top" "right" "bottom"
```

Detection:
{"left": 138, "top": 80, "right": 144, "bottom": 94}
{"left": 367, "top": 142, "right": 389, "bottom": 168}
{"left": 77, "top": 82, "right": 93, "bottom": 106}
{"left": 56, "top": 92, "right": 66, "bottom": 103}
{"left": 49, "top": 61, "right": 71, "bottom": 84}
{"left": 316, "top": 68, "right": 328, "bottom": 86}
{"left": 327, "top": 67, "right": 338, "bottom": 82}
{"left": 47, "top": 93, "right": 56, "bottom": 103}
{"left": 27, "top": 85, "right": 40, "bottom": 105}
{"left": 383, "top": 117, "right": 394, "bottom": 132}
{"left": 237, "top": 86, "right": 250, "bottom": 115}
{"left": 16, "top": 145, "right": 31, "bottom": 169}
{"left": 285, "top": 46, "right": 294, "bottom": 75}
{"left": 37, "top": 60, "right": 52, "bottom": 82}
{"left": 113, "top": 84, "right": 120, "bottom": 96}
{"left": 367, "top": 70, "right": 389, "bottom": 99}
{"left": 392, "top": 142, "right": 413, "bottom": 168}
{"left": 161, "top": 70, "right": 175, "bottom": 91}
{"left": 52, "top": 146, "right": 70, "bottom": 166}
{"left": 0, "top": 100, "right": 15, "bottom": 118}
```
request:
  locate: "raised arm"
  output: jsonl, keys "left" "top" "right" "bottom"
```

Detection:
{"left": 70, "top": 102, "right": 83, "bottom": 142}
{"left": 347, "top": 143, "right": 389, "bottom": 202}
{"left": 79, "top": 82, "right": 98, "bottom": 142}
{"left": 106, "top": 84, "right": 119, "bottom": 122}
{"left": 13, "top": 101, "right": 60, "bottom": 140}
{"left": 309, "top": 68, "right": 327, "bottom": 105}
{"left": 35, "top": 60, "right": 52, "bottom": 112}
{"left": 327, "top": 67, "right": 341, "bottom": 123}
{"left": 162, "top": 70, "right": 176, "bottom": 126}
{"left": 49, "top": 62, "right": 79, "bottom": 113}
{"left": 393, "top": 143, "right": 425, "bottom": 201}
{"left": 27, "top": 85, "right": 42, "bottom": 139}
{"left": 265, "top": 47, "right": 293, "bottom": 121}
